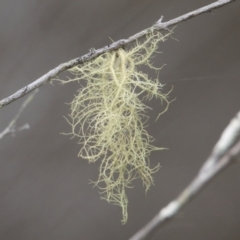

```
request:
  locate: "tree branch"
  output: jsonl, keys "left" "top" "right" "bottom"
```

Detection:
{"left": 0, "top": 0, "right": 236, "bottom": 109}
{"left": 0, "top": 89, "right": 38, "bottom": 139}
{"left": 129, "top": 111, "right": 240, "bottom": 240}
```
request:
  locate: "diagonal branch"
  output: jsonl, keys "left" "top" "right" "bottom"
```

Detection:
{"left": 0, "top": 0, "right": 236, "bottom": 109}
{"left": 0, "top": 89, "right": 38, "bottom": 140}
{"left": 129, "top": 111, "right": 240, "bottom": 240}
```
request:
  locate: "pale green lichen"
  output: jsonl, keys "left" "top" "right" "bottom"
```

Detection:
{"left": 59, "top": 31, "right": 171, "bottom": 224}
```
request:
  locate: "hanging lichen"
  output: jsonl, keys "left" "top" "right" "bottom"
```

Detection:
{"left": 58, "top": 30, "right": 171, "bottom": 224}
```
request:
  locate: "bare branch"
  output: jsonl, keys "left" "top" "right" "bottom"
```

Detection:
{"left": 129, "top": 111, "right": 240, "bottom": 240}
{"left": 0, "top": 0, "right": 236, "bottom": 109}
{"left": 0, "top": 89, "right": 38, "bottom": 139}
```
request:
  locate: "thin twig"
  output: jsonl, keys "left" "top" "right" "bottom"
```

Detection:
{"left": 0, "top": 89, "right": 38, "bottom": 139}
{"left": 0, "top": 0, "right": 236, "bottom": 109}
{"left": 129, "top": 111, "right": 240, "bottom": 240}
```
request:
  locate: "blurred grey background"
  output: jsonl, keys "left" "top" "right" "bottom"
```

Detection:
{"left": 0, "top": 0, "right": 240, "bottom": 240}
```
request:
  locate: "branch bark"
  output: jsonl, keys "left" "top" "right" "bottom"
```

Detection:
{"left": 129, "top": 111, "right": 240, "bottom": 240}
{"left": 0, "top": 0, "right": 236, "bottom": 109}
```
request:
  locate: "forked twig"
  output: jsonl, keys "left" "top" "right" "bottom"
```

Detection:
{"left": 129, "top": 111, "right": 240, "bottom": 240}
{"left": 0, "top": 89, "right": 38, "bottom": 139}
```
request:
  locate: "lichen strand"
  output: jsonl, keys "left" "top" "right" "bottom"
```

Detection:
{"left": 61, "top": 32, "right": 170, "bottom": 224}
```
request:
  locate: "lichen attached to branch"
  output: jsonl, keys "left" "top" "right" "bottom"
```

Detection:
{"left": 58, "top": 31, "right": 171, "bottom": 224}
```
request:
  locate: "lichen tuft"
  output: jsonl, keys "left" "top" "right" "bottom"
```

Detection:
{"left": 58, "top": 30, "right": 171, "bottom": 223}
